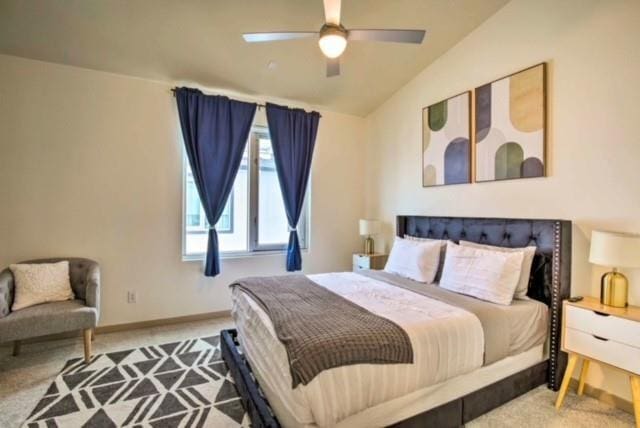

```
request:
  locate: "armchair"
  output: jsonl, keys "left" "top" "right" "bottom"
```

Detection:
{"left": 0, "top": 258, "right": 100, "bottom": 362}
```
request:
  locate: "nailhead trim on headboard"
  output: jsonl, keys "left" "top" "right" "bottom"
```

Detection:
{"left": 549, "top": 221, "right": 561, "bottom": 390}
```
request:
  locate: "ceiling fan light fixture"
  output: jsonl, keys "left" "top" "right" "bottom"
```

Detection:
{"left": 318, "top": 24, "right": 347, "bottom": 58}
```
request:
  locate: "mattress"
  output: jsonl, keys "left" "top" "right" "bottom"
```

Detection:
{"left": 231, "top": 272, "right": 548, "bottom": 427}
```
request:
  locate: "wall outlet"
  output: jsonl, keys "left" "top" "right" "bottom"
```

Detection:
{"left": 127, "top": 291, "right": 137, "bottom": 304}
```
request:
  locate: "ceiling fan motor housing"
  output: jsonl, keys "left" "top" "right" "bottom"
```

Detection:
{"left": 320, "top": 23, "right": 348, "bottom": 39}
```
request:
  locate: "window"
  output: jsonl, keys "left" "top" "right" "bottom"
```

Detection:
{"left": 182, "top": 126, "right": 309, "bottom": 258}
{"left": 185, "top": 175, "right": 233, "bottom": 233}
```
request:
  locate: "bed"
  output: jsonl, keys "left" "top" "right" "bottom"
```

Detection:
{"left": 221, "top": 216, "right": 572, "bottom": 427}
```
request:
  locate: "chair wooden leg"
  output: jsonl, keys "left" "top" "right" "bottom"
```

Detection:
{"left": 555, "top": 353, "right": 579, "bottom": 409}
{"left": 578, "top": 359, "right": 590, "bottom": 396}
{"left": 12, "top": 340, "right": 21, "bottom": 357}
{"left": 91, "top": 328, "right": 95, "bottom": 342}
{"left": 83, "top": 329, "right": 92, "bottom": 363}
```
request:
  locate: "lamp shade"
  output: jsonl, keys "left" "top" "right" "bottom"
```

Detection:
{"left": 359, "top": 219, "right": 381, "bottom": 236}
{"left": 589, "top": 230, "right": 640, "bottom": 268}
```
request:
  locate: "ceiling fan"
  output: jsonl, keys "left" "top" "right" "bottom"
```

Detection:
{"left": 242, "top": 0, "right": 426, "bottom": 77}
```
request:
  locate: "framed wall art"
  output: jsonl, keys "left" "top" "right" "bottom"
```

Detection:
{"left": 475, "top": 63, "right": 546, "bottom": 182}
{"left": 422, "top": 91, "right": 471, "bottom": 187}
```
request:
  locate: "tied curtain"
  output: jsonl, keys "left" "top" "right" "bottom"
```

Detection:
{"left": 266, "top": 103, "right": 321, "bottom": 271}
{"left": 175, "top": 88, "right": 257, "bottom": 277}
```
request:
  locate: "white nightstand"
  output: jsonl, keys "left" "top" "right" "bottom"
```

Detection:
{"left": 352, "top": 253, "right": 388, "bottom": 272}
{"left": 555, "top": 296, "right": 640, "bottom": 427}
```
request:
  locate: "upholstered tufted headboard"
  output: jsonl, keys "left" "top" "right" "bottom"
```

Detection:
{"left": 397, "top": 215, "right": 572, "bottom": 391}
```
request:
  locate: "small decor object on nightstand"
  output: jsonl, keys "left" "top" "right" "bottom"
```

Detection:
{"left": 353, "top": 253, "right": 388, "bottom": 272}
{"left": 589, "top": 230, "right": 640, "bottom": 308}
{"left": 359, "top": 219, "right": 381, "bottom": 255}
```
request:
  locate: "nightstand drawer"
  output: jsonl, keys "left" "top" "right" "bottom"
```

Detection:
{"left": 564, "top": 327, "right": 640, "bottom": 374}
{"left": 566, "top": 305, "right": 640, "bottom": 348}
{"left": 353, "top": 255, "right": 371, "bottom": 270}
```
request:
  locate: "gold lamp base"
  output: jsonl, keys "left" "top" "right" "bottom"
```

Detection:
{"left": 364, "top": 236, "right": 375, "bottom": 255}
{"left": 600, "top": 269, "right": 628, "bottom": 308}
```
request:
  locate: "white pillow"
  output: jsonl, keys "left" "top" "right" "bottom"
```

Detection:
{"left": 404, "top": 235, "right": 447, "bottom": 280}
{"left": 10, "top": 261, "right": 75, "bottom": 311}
{"left": 439, "top": 242, "right": 524, "bottom": 305}
{"left": 384, "top": 237, "right": 442, "bottom": 283}
{"left": 459, "top": 240, "right": 536, "bottom": 300}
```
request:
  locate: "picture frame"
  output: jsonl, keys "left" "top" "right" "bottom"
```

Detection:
{"left": 422, "top": 91, "right": 471, "bottom": 187}
{"left": 474, "top": 63, "right": 547, "bottom": 182}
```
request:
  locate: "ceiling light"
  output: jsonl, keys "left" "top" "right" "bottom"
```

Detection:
{"left": 318, "top": 25, "right": 347, "bottom": 58}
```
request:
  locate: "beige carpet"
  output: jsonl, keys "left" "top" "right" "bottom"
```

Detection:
{"left": 1, "top": 317, "right": 634, "bottom": 427}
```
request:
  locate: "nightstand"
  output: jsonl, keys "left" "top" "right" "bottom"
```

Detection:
{"left": 352, "top": 253, "right": 388, "bottom": 272}
{"left": 555, "top": 296, "right": 640, "bottom": 427}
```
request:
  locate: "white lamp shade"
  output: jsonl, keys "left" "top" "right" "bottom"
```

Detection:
{"left": 359, "top": 219, "right": 381, "bottom": 236}
{"left": 589, "top": 230, "right": 640, "bottom": 268}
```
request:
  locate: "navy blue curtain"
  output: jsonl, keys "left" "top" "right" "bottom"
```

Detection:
{"left": 176, "top": 88, "right": 257, "bottom": 277}
{"left": 266, "top": 103, "right": 320, "bottom": 271}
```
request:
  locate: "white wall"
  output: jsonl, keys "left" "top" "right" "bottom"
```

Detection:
{"left": 0, "top": 54, "right": 366, "bottom": 327}
{"left": 364, "top": 0, "right": 640, "bottom": 403}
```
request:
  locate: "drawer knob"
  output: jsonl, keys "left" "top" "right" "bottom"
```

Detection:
{"left": 593, "top": 311, "right": 610, "bottom": 317}
{"left": 592, "top": 334, "right": 609, "bottom": 341}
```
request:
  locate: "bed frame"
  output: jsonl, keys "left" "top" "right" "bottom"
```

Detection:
{"left": 221, "top": 215, "right": 572, "bottom": 427}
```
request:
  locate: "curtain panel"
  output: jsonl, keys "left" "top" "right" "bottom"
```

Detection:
{"left": 175, "top": 88, "right": 257, "bottom": 276}
{"left": 266, "top": 103, "right": 321, "bottom": 271}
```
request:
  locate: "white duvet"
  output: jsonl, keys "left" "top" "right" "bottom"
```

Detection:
{"left": 231, "top": 272, "right": 485, "bottom": 427}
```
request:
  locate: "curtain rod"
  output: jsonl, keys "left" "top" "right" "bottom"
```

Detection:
{"left": 170, "top": 87, "right": 321, "bottom": 116}
{"left": 170, "top": 87, "right": 266, "bottom": 109}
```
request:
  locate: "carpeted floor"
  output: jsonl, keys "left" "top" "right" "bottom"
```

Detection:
{"left": 0, "top": 317, "right": 635, "bottom": 427}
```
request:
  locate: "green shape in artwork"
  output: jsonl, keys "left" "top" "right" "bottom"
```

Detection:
{"left": 428, "top": 100, "right": 447, "bottom": 132}
{"left": 495, "top": 142, "right": 524, "bottom": 179}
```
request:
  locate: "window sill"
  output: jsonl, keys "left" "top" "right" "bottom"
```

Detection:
{"left": 182, "top": 249, "right": 309, "bottom": 262}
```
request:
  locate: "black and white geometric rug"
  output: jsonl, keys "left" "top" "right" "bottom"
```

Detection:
{"left": 23, "top": 336, "right": 249, "bottom": 427}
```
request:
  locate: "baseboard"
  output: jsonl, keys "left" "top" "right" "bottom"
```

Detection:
{"left": 96, "top": 310, "right": 231, "bottom": 334}
{"left": 569, "top": 378, "right": 633, "bottom": 414}
{"left": 7, "top": 310, "right": 231, "bottom": 345}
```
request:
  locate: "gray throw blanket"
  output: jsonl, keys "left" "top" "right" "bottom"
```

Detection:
{"left": 230, "top": 275, "right": 413, "bottom": 387}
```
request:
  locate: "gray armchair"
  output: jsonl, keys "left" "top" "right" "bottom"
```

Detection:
{"left": 0, "top": 258, "right": 100, "bottom": 362}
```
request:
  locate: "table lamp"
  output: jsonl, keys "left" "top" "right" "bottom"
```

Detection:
{"left": 589, "top": 230, "right": 640, "bottom": 308}
{"left": 359, "top": 219, "right": 381, "bottom": 255}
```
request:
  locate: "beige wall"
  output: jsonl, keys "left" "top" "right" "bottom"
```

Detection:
{"left": 364, "top": 0, "right": 640, "bottom": 402}
{"left": 0, "top": 54, "right": 366, "bottom": 327}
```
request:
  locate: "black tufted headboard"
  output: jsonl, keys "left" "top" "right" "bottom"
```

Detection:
{"left": 397, "top": 215, "right": 572, "bottom": 391}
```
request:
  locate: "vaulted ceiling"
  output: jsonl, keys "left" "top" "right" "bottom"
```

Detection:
{"left": 0, "top": 0, "right": 508, "bottom": 116}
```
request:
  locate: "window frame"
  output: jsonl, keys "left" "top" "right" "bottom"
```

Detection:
{"left": 181, "top": 125, "right": 309, "bottom": 260}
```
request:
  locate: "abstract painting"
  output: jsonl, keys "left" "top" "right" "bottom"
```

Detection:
{"left": 475, "top": 63, "right": 546, "bottom": 182}
{"left": 422, "top": 91, "right": 471, "bottom": 187}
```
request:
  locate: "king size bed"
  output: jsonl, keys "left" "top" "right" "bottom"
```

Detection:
{"left": 221, "top": 216, "right": 572, "bottom": 427}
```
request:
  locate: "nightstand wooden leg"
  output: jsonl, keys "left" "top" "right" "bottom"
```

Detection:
{"left": 555, "top": 353, "right": 579, "bottom": 409}
{"left": 630, "top": 375, "right": 640, "bottom": 428}
{"left": 578, "top": 359, "right": 590, "bottom": 396}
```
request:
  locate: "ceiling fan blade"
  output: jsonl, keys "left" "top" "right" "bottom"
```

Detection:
{"left": 243, "top": 32, "right": 318, "bottom": 43}
{"left": 348, "top": 29, "right": 426, "bottom": 44}
{"left": 326, "top": 57, "right": 340, "bottom": 77}
{"left": 323, "top": 0, "right": 341, "bottom": 25}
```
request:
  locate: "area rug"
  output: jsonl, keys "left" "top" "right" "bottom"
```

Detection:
{"left": 23, "top": 336, "right": 249, "bottom": 427}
